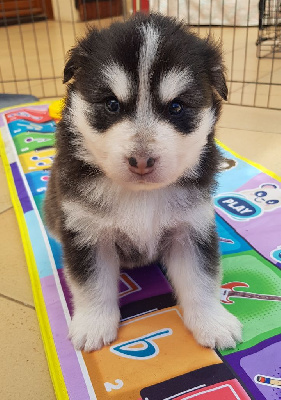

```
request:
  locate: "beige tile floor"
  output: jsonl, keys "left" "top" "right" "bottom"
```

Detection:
{"left": 0, "top": 103, "right": 281, "bottom": 399}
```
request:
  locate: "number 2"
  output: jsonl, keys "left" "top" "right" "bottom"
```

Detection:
{"left": 104, "top": 379, "right": 124, "bottom": 392}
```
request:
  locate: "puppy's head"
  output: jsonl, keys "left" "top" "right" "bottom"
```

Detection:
{"left": 64, "top": 13, "right": 227, "bottom": 191}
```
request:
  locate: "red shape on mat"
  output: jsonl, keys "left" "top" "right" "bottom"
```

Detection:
{"left": 174, "top": 379, "right": 250, "bottom": 399}
{"left": 5, "top": 108, "right": 52, "bottom": 123}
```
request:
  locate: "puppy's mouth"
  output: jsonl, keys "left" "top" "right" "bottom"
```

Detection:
{"left": 128, "top": 166, "right": 155, "bottom": 177}
{"left": 129, "top": 170, "right": 158, "bottom": 184}
{"left": 123, "top": 168, "right": 166, "bottom": 189}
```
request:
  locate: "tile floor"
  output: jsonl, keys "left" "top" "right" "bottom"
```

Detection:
{"left": 0, "top": 103, "right": 281, "bottom": 399}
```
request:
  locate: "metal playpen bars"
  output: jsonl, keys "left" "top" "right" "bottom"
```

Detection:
{"left": 0, "top": 0, "right": 280, "bottom": 109}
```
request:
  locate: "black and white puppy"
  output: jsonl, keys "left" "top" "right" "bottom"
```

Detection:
{"left": 45, "top": 13, "right": 242, "bottom": 352}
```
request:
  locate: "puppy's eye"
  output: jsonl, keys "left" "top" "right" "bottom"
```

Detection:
{"left": 169, "top": 100, "right": 183, "bottom": 115}
{"left": 105, "top": 97, "right": 120, "bottom": 113}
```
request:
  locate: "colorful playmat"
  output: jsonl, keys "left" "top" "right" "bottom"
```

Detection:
{"left": 1, "top": 101, "right": 281, "bottom": 400}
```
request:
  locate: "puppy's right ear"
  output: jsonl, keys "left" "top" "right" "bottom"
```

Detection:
{"left": 63, "top": 49, "right": 78, "bottom": 84}
{"left": 63, "top": 28, "right": 99, "bottom": 84}
{"left": 63, "top": 57, "right": 75, "bottom": 83}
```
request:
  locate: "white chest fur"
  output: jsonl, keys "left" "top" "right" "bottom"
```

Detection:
{"left": 62, "top": 179, "right": 214, "bottom": 260}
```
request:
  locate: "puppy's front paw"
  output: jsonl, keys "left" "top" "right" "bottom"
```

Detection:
{"left": 69, "top": 308, "right": 120, "bottom": 352}
{"left": 185, "top": 304, "right": 242, "bottom": 350}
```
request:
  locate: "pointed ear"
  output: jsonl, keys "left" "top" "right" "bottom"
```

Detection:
{"left": 63, "top": 53, "right": 77, "bottom": 84}
{"left": 63, "top": 28, "right": 99, "bottom": 84}
{"left": 204, "top": 37, "right": 228, "bottom": 101}
{"left": 209, "top": 65, "right": 228, "bottom": 101}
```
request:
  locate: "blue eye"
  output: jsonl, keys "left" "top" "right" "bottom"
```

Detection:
{"left": 169, "top": 100, "right": 183, "bottom": 115}
{"left": 105, "top": 97, "right": 120, "bottom": 113}
{"left": 266, "top": 199, "right": 279, "bottom": 205}
{"left": 255, "top": 191, "right": 267, "bottom": 197}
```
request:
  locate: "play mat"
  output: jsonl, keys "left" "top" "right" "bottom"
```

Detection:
{"left": 0, "top": 101, "right": 281, "bottom": 400}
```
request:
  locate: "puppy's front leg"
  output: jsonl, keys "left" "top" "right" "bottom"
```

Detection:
{"left": 64, "top": 236, "right": 120, "bottom": 352}
{"left": 163, "top": 224, "right": 242, "bottom": 350}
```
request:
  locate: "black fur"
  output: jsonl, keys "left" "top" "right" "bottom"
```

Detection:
{"left": 61, "top": 225, "right": 97, "bottom": 284}
{"left": 190, "top": 223, "right": 221, "bottom": 276}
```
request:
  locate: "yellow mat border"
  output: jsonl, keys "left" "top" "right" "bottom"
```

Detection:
{"left": 0, "top": 101, "right": 69, "bottom": 400}
{"left": 216, "top": 139, "right": 281, "bottom": 182}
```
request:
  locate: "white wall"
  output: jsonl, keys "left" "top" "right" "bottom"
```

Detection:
{"left": 150, "top": 0, "right": 260, "bottom": 26}
{"left": 51, "top": 0, "right": 80, "bottom": 22}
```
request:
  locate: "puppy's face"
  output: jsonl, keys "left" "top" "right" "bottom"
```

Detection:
{"left": 64, "top": 14, "right": 227, "bottom": 190}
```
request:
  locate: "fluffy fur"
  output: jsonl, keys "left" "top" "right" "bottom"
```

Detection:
{"left": 44, "top": 13, "right": 242, "bottom": 352}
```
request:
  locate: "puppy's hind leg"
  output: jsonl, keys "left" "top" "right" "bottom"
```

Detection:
{"left": 63, "top": 232, "right": 121, "bottom": 352}
{"left": 163, "top": 224, "right": 242, "bottom": 350}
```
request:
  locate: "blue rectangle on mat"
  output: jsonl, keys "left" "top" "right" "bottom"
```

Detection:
{"left": 25, "top": 210, "right": 53, "bottom": 278}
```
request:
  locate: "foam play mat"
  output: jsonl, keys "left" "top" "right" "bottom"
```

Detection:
{"left": 1, "top": 101, "right": 281, "bottom": 400}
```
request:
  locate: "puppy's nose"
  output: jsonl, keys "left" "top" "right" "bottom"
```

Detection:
{"left": 128, "top": 156, "right": 156, "bottom": 175}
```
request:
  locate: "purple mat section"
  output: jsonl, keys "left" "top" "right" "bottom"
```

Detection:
{"left": 225, "top": 334, "right": 281, "bottom": 400}
{"left": 41, "top": 274, "right": 90, "bottom": 399}
{"left": 119, "top": 264, "right": 172, "bottom": 306}
{"left": 58, "top": 269, "right": 73, "bottom": 316}
{"left": 11, "top": 162, "right": 33, "bottom": 213}
{"left": 58, "top": 264, "right": 172, "bottom": 314}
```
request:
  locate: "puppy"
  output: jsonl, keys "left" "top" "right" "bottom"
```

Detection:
{"left": 44, "top": 13, "right": 242, "bottom": 352}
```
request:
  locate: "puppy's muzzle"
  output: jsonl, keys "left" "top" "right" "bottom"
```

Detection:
{"left": 127, "top": 156, "right": 157, "bottom": 176}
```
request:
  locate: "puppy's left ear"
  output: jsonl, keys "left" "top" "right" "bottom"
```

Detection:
{"left": 209, "top": 65, "right": 228, "bottom": 101}
{"left": 205, "top": 38, "right": 228, "bottom": 101}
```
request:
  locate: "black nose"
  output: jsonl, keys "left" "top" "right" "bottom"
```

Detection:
{"left": 128, "top": 157, "right": 156, "bottom": 168}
